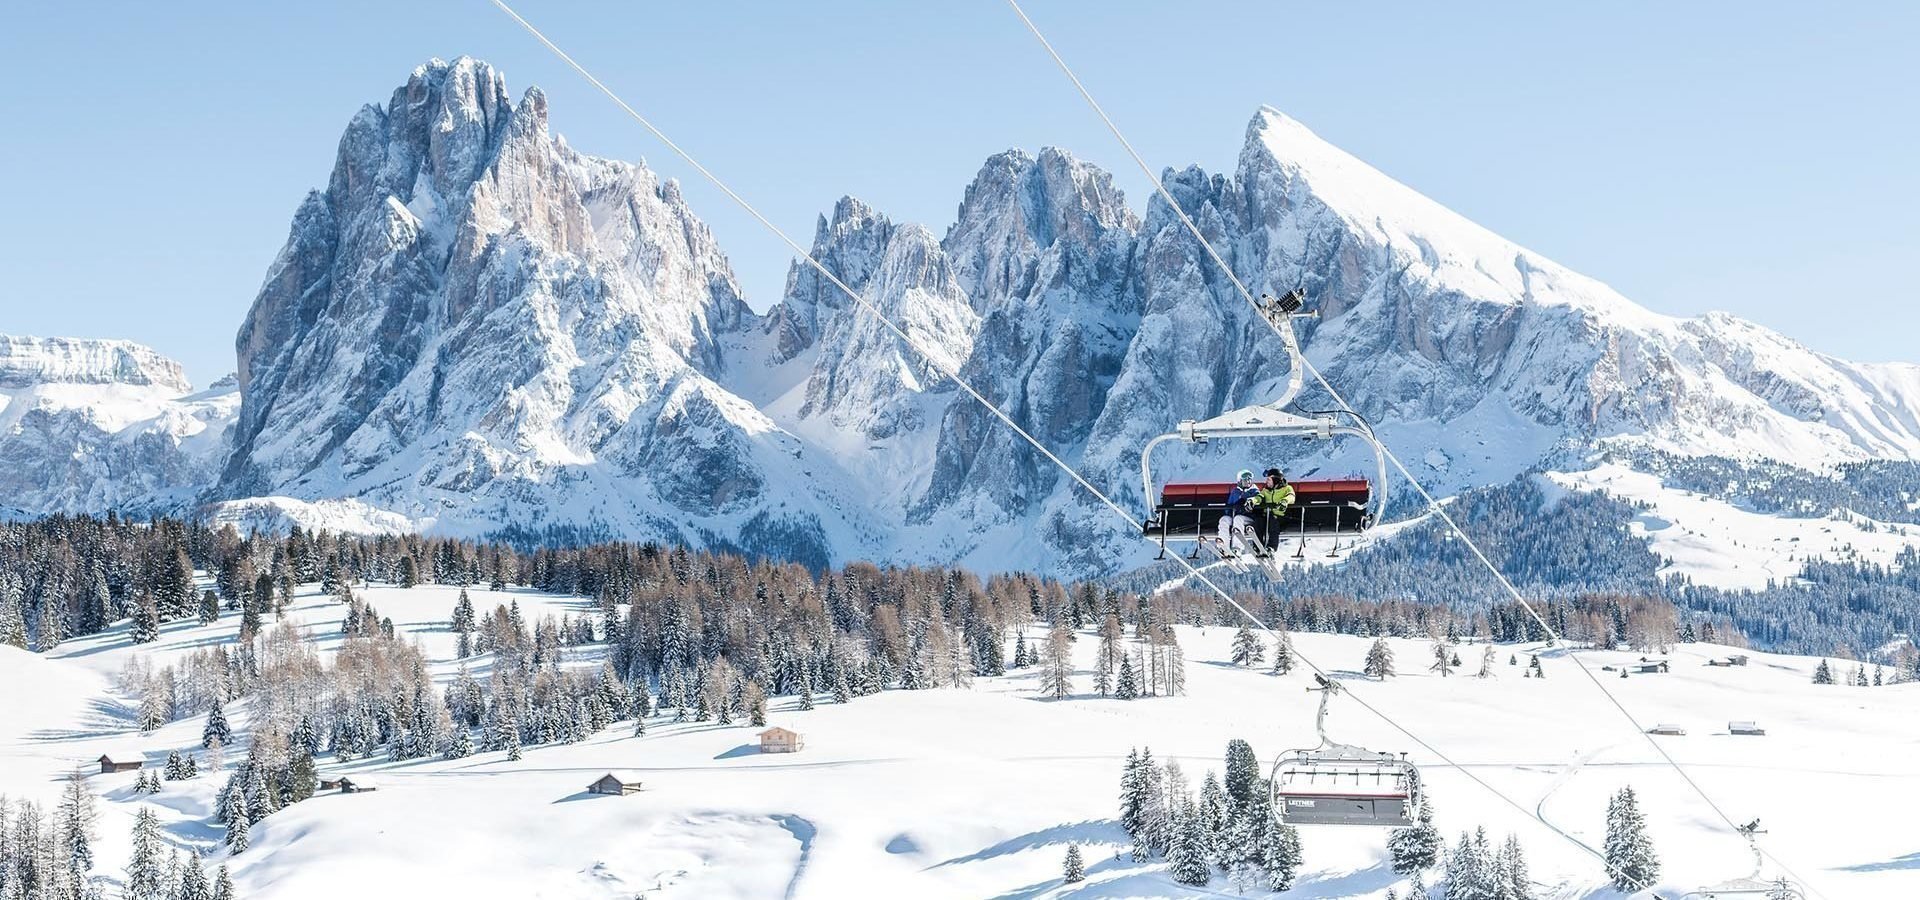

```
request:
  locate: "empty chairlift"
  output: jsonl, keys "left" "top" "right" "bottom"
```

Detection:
{"left": 1269, "top": 675, "right": 1424, "bottom": 827}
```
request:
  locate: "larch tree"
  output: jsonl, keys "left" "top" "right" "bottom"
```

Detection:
{"left": 1430, "top": 641, "right": 1456, "bottom": 677}
{"left": 1040, "top": 621, "right": 1075, "bottom": 700}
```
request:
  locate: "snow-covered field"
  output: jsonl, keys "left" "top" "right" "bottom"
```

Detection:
{"left": 1548, "top": 463, "right": 1919, "bottom": 590}
{"left": 3, "top": 582, "right": 1915, "bottom": 899}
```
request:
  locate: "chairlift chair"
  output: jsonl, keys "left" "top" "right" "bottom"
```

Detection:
{"left": 1139, "top": 290, "right": 1390, "bottom": 572}
{"left": 1269, "top": 674, "right": 1424, "bottom": 827}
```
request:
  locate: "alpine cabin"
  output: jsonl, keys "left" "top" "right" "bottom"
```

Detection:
{"left": 758, "top": 727, "right": 804, "bottom": 753}
{"left": 588, "top": 772, "right": 644, "bottom": 795}
{"left": 336, "top": 777, "right": 378, "bottom": 793}
{"left": 96, "top": 753, "right": 143, "bottom": 774}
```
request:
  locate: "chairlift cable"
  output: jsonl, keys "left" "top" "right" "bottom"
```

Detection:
{"left": 1000, "top": 2, "right": 1824, "bottom": 894}
{"left": 486, "top": 1, "right": 1661, "bottom": 891}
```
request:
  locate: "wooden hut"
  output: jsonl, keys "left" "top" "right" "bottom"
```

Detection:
{"left": 337, "top": 777, "right": 378, "bottom": 794}
{"left": 1647, "top": 724, "right": 1687, "bottom": 736}
{"left": 587, "top": 772, "right": 644, "bottom": 795}
{"left": 1729, "top": 721, "right": 1766, "bottom": 736}
{"left": 318, "top": 777, "right": 346, "bottom": 791}
{"left": 96, "top": 753, "right": 143, "bottom": 774}
{"left": 758, "top": 727, "right": 804, "bottom": 754}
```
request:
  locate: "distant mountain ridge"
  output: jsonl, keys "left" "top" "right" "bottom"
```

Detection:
{"left": 6, "top": 56, "right": 1918, "bottom": 578}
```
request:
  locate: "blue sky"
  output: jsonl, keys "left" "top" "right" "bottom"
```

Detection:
{"left": 1, "top": 1, "right": 1913, "bottom": 386}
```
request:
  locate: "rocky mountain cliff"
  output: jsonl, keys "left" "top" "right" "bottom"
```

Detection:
{"left": 9, "top": 59, "right": 1918, "bottom": 577}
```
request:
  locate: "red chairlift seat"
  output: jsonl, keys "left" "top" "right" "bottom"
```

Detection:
{"left": 1144, "top": 478, "right": 1373, "bottom": 545}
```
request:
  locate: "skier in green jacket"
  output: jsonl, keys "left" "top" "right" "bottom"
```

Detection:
{"left": 1255, "top": 468, "right": 1295, "bottom": 548}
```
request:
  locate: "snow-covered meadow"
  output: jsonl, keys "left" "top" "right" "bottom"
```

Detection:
{"left": 2, "top": 581, "right": 1914, "bottom": 899}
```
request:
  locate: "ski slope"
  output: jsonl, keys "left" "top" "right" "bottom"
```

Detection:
{"left": 2, "top": 582, "right": 1915, "bottom": 899}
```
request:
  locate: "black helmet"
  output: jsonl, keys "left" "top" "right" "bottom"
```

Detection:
{"left": 1263, "top": 467, "right": 1284, "bottom": 482}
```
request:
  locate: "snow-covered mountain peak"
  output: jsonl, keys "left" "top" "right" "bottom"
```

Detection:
{"left": 1243, "top": 107, "right": 1668, "bottom": 330}
{"left": 0, "top": 336, "right": 235, "bottom": 516}
{"left": 0, "top": 335, "right": 192, "bottom": 392}
{"left": 945, "top": 146, "right": 1137, "bottom": 312}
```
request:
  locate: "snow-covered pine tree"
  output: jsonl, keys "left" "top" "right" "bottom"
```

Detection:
{"left": 1443, "top": 827, "right": 1497, "bottom": 900}
{"left": 1259, "top": 806, "right": 1304, "bottom": 891}
{"left": 202, "top": 702, "right": 231, "bottom": 749}
{"left": 224, "top": 802, "right": 249, "bottom": 854}
{"left": 1230, "top": 625, "right": 1265, "bottom": 667}
{"left": 131, "top": 593, "right": 161, "bottom": 644}
{"left": 1115, "top": 654, "right": 1138, "bottom": 700}
{"left": 1062, "top": 843, "right": 1085, "bottom": 883}
{"left": 1366, "top": 638, "right": 1396, "bottom": 679}
{"left": 1528, "top": 654, "right": 1544, "bottom": 679}
{"left": 287, "top": 750, "right": 315, "bottom": 803}
{"left": 1603, "top": 786, "right": 1659, "bottom": 892}
{"left": 445, "top": 727, "right": 474, "bottom": 759}
{"left": 1388, "top": 800, "right": 1442, "bottom": 874}
{"left": 1197, "top": 772, "right": 1229, "bottom": 862}
{"left": 1119, "top": 748, "right": 1148, "bottom": 838}
{"left": 197, "top": 590, "right": 219, "bottom": 626}
{"left": 1496, "top": 834, "right": 1534, "bottom": 900}
{"left": 1270, "top": 632, "right": 1295, "bottom": 675}
{"left": 1222, "top": 739, "right": 1261, "bottom": 813}
{"left": 1137, "top": 750, "right": 1168, "bottom": 854}
{"left": 212, "top": 865, "right": 235, "bottom": 900}
{"left": 1812, "top": 659, "right": 1833, "bottom": 685}
{"left": 1166, "top": 802, "right": 1211, "bottom": 886}
{"left": 126, "top": 806, "right": 165, "bottom": 900}
{"left": 0, "top": 574, "right": 26, "bottom": 648}
{"left": 178, "top": 852, "right": 211, "bottom": 900}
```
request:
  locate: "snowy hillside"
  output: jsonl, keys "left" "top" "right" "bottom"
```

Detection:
{"left": 1547, "top": 464, "right": 1920, "bottom": 590}
{"left": 3, "top": 579, "right": 1913, "bottom": 899}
